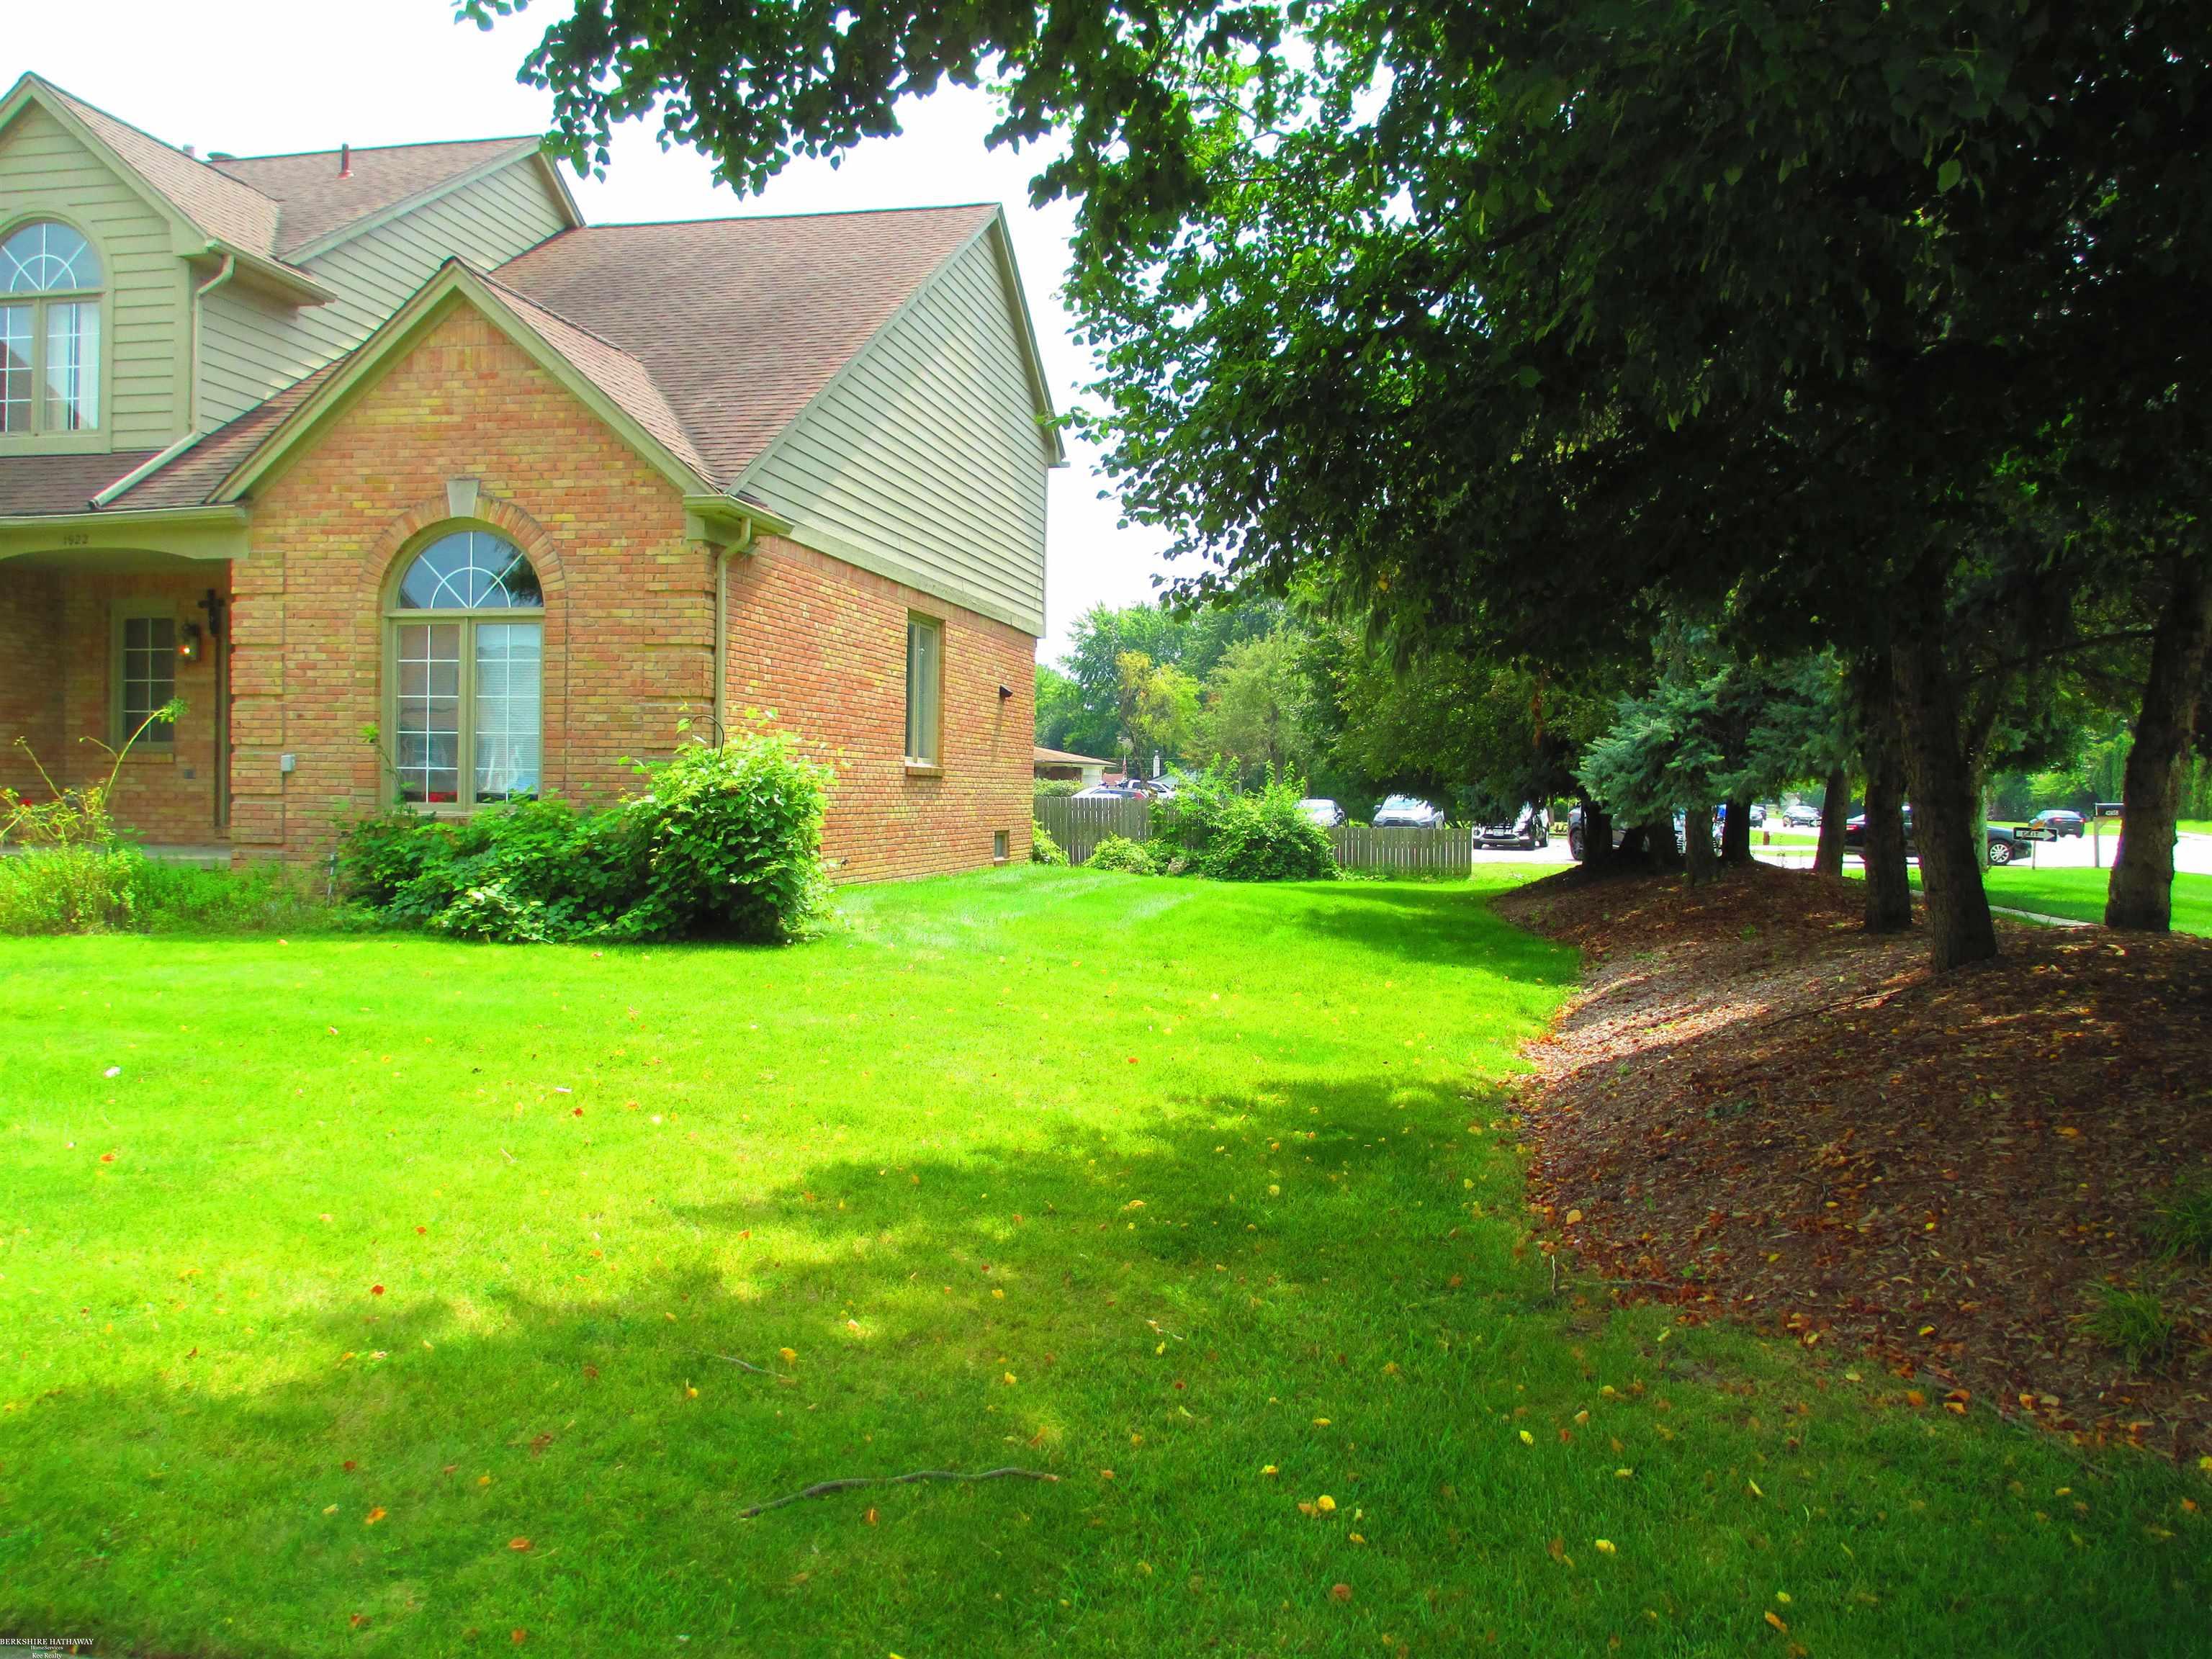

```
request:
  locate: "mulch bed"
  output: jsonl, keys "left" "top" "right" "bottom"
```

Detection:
{"left": 1493, "top": 863, "right": 2212, "bottom": 1463}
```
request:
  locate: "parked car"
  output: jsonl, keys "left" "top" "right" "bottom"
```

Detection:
{"left": 1566, "top": 805, "right": 1668, "bottom": 861}
{"left": 2031, "top": 809, "right": 2086, "bottom": 838}
{"left": 1782, "top": 802, "right": 1822, "bottom": 830}
{"left": 1298, "top": 797, "right": 1346, "bottom": 828}
{"left": 1473, "top": 803, "right": 1550, "bottom": 850}
{"left": 1843, "top": 809, "right": 2033, "bottom": 865}
{"left": 1073, "top": 783, "right": 1145, "bottom": 801}
{"left": 1372, "top": 794, "right": 1447, "bottom": 828}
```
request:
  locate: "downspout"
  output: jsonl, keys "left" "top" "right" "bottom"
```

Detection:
{"left": 190, "top": 251, "right": 237, "bottom": 835}
{"left": 711, "top": 515, "right": 755, "bottom": 747}
{"left": 190, "top": 251, "right": 238, "bottom": 434}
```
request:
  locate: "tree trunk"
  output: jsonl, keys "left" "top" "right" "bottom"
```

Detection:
{"left": 1892, "top": 631, "right": 1997, "bottom": 970}
{"left": 1642, "top": 817, "right": 1683, "bottom": 875}
{"left": 1814, "top": 763, "right": 1849, "bottom": 878}
{"left": 2107, "top": 557, "right": 2212, "bottom": 930}
{"left": 1858, "top": 663, "right": 1913, "bottom": 933}
{"left": 1579, "top": 793, "right": 1613, "bottom": 873}
{"left": 1720, "top": 795, "right": 1753, "bottom": 866}
{"left": 1683, "top": 804, "right": 1719, "bottom": 886}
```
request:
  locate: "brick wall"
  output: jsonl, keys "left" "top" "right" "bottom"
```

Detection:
{"left": 729, "top": 533, "right": 1035, "bottom": 882}
{"left": 229, "top": 299, "right": 1034, "bottom": 881}
{"left": 0, "top": 571, "right": 63, "bottom": 801}
{"left": 0, "top": 568, "right": 222, "bottom": 842}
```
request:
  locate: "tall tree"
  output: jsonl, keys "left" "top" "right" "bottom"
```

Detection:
{"left": 481, "top": 0, "right": 2212, "bottom": 965}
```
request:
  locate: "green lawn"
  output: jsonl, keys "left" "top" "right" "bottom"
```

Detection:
{"left": 2180, "top": 819, "right": 2212, "bottom": 840}
{"left": 2, "top": 868, "right": 2204, "bottom": 1656}
{"left": 1911, "top": 865, "right": 2212, "bottom": 935}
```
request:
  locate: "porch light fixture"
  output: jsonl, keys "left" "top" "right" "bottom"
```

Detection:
{"left": 176, "top": 622, "right": 203, "bottom": 664}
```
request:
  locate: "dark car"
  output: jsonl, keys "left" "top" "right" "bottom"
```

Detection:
{"left": 2031, "top": 809, "right": 2086, "bottom": 838}
{"left": 1473, "top": 803, "right": 1550, "bottom": 851}
{"left": 1567, "top": 805, "right": 1679, "bottom": 861}
{"left": 1843, "top": 809, "right": 2032, "bottom": 866}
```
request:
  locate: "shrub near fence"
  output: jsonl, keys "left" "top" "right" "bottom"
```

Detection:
{"left": 1036, "top": 795, "right": 1153, "bottom": 864}
{"left": 1035, "top": 796, "right": 1474, "bottom": 877}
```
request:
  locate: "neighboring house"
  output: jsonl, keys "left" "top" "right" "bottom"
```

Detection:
{"left": 1033, "top": 745, "right": 1110, "bottom": 787}
{"left": 0, "top": 73, "right": 1064, "bottom": 880}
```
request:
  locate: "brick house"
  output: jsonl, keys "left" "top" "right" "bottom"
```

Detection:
{"left": 0, "top": 73, "right": 1063, "bottom": 880}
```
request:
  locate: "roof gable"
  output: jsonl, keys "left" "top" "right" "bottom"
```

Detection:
{"left": 492, "top": 205, "right": 1008, "bottom": 486}
{"left": 201, "top": 261, "right": 714, "bottom": 504}
{"left": 1, "top": 73, "right": 282, "bottom": 259}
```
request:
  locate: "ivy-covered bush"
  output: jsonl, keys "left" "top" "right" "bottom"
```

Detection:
{"left": 1155, "top": 766, "right": 1336, "bottom": 882}
{"left": 338, "top": 728, "right": 830, "bottom": 944}
{"left": 1087, "top": 834, "right": 1159, "bottom": 874}
{"left": 1030, "top": 823, "right": 1069, "bottom": 866}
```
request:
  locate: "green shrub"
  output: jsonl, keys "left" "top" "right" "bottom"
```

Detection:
{"left": 1033, "top": 779, "right": 1082, "bottom": 799}
{"left": 1088, "top": 835, "right": 1159, "bottom": 874}
{"left": 0, "top": 845, "right": 141, "bottom": 932}
{"left": 1156, "top": 765, "right": 1336, "bottom": 882}
{"left": 336, "top": 726, "right": 830, "bottom": 945}
{"left": 2144, "top": 1174, "right": 2212, "bottom": 1264}
{"left": 629, "top": 734, "right": 830, "bottom": 942}
{"left": 2085, "top": 1282, "right": 2177, "bottom": 1370}
{"left": 1030, "top": 823, "right": 1069, "bottom": 866}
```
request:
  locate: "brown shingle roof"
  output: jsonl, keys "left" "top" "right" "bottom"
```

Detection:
{"left": 107, "top": 360, "right": 349, "bottom": 510}
{"left": 89, "top": 205, "right": 1012, "bottom": 513}
{"left": 32, "top": 77, "right": 283, "bottom": 260}
{"left": 214, "top": 138, "right": 545, "bottom": 258}
{"left": 472, "top": 271, "right": 712, "bottom": 480}
{"left": 493, "top": 207, "right": 998, "bottom": 486}
{"left": 0, "top": 451, "right": 162, "bottom": 516}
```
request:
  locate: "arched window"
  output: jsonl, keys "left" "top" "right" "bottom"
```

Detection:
{"left": 387, "top": 529, "right": 543, "bottom": 806}
{"left": 1, "top": 221, "right": 102, "bottom": 434}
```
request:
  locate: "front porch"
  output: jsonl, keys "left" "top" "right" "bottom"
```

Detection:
{"left": 0, "top": 548, "right": 233, "bottom": 853}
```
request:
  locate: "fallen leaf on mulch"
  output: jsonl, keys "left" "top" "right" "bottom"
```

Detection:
{"left": 1496, "top": 865, "right": 2212, "bottom": 1463}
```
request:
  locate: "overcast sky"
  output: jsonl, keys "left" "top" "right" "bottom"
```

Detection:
{"left": 13, "top": 0, "right": 1175, "bottom": 657}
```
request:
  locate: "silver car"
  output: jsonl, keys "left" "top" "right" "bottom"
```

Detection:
{"left": 1298, "top": 797, "right": 1346, "bottom": 827}
{"left": 1372, "top": 794, "right": 1447, "bottom": 828}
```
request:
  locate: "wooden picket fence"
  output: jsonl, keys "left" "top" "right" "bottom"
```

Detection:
{"left": 1035, "top": 794, "right": 1474, "bottom": 877}
{"left": 1035, "top": 794, "right": 1153, "bottom": 864}
{"left": 1328, "top": 822, "right": 1473, "bottom": 876}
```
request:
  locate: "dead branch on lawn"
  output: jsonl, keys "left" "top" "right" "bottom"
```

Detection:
{"left": 713, "top": 1353, "right": 770, "bottom": 1374}
{"left": 737, "top": 1466, "right": 1060, "bottom": 1519}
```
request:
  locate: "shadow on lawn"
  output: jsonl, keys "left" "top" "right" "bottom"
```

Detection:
{"left": 1287, "top": 882, "right": 1583, "bottom": 979}
{"left": 9, "top": 1066, "right": 2207, "bottom": 1658}
{"left": 3, "top": 1074, "right": 1583, "bottom": 1658}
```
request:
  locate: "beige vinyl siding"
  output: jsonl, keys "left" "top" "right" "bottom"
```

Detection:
{"left": 197, "top": 157, "right": 570, "bottom": 426}
{"left": 739, "top": 231, "right": 1052, "bottom": 635}
{"left": 0, "top": 102, "right": 188, "bottom": 449}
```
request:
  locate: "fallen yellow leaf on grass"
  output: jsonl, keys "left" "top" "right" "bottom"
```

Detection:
{"left": 508, "top": 1537, "right": 531, "bottom": 1552}
{"left": 1765, "top": 1611, "right": 1789, "bottom": 1633}
{"left": 364, "top": 1507, "right": 386, "bottom": 1525}
{"left": 1748, "top": 1480, "right": 1764, "bottom": 1498}
{"left": 1313, "top": 1417, "right": 1331, "bottom": 1427}
{"left": 1519, "top": 1430, "right": 1535, "bottom": 1445}
{"left": 1594, "top": 1539, "right": 1617, "bottom": 1555}
{"left": 1260, "top": 1465, "right": 1278, "bottom": 1476}
{"left": 1316, "top": 1495, "right": 1336, "bottom": 1513}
